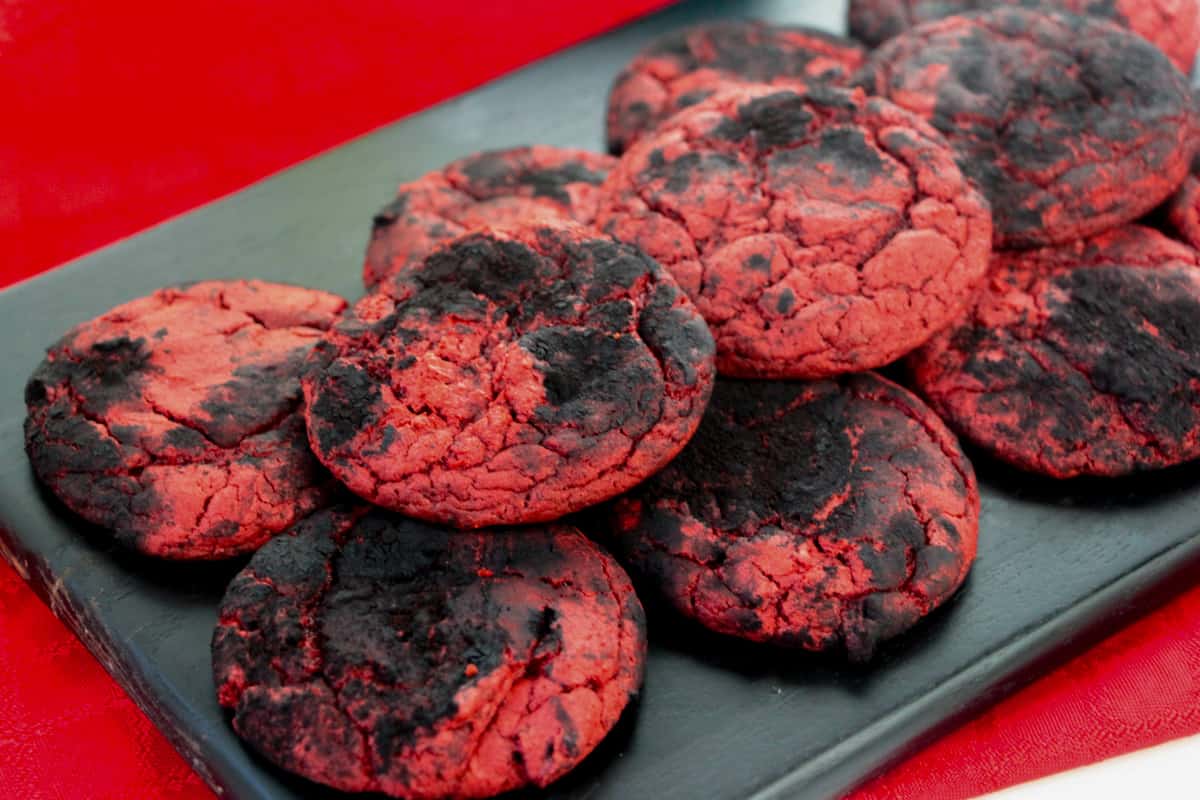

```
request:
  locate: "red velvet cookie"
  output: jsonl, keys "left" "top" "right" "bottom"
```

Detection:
{"left": 1168, "top": 147, "right": 1200, "bottom": 249}
{"left": 598, "top": 85, "right": 992, "bottom": 379}
{"left": 856, "top": 9, "right": 1198, "bottom": 248}
{"left": 212, "top": 507, "right": 646, "bottom": 799}
{"left": 848, "top": 0, "right": 1200, "bottom": 73}
{"left": 24, "top": 281, "right": 346, "bottom": 559}
{"left": 304, "top": 220, "right": 716, "bottom": 528}
{"left": 364, "top": 146, "right": 616, "bottom": 291}
{"left": 606, "top": 19, "right": 866, "bottom": 154}
{"left": 909, "top": 225, "right": 1200, "bottom": 478}
{"left": 609, "top": 374, "right": 979, "bottom": 662}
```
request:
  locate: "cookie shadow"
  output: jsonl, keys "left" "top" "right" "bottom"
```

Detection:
{"left": 969, "top": 446, "right": 1200, "bottom": 511}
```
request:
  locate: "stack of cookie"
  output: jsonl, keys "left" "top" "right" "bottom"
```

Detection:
{"left": 22, "top": 4, "right": 1200, "bottom": 798}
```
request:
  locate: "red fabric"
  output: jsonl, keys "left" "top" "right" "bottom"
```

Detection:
{"left": 0, "top": 559, "right": 212, "bottom": 799}
{"left": 2, "top": 2, "right": 1200, "bottom": 798}
{"left": 849, "top": 583, "right": 1200, "bottom": 799}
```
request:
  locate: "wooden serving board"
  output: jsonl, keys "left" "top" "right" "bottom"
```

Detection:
{"left": 3, "top": 1, "right": 1200, "bottom": 798}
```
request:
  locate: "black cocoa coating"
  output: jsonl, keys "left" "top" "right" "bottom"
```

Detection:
{"left": 606, "top": 19, "right": 867, "bottom": 154}
{"left": 364, "top": 146, "right": 616, "bottom": 291}
{"left": 24, "top": 281, "right": 346, "bottom": 559}
{"left": 213, "top": 508, "right": 646, "bottom": 799}
{"left": 910, "top": 225, "right": 1200, "bottom": 477}
{"left": 610, "top": 374, "right": 980, "bottom": 661}
{"left": 306, "top": 221, "right": 716, "bottom": 528}
{"left": 855, "top": 9, "right": 1199, "bottom": 247}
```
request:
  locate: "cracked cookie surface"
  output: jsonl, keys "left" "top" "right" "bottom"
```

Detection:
{"left": 609, "top": 374, "right": 978, "bottom": 661}
{"left": 1168, "top": 133, "right": 1200, "bottom": 249}
{"left": 598, "top": 85, "right": 992, "bottom": 379}
{"left": 305, "top": 220, "right": 716, "bottom": 528}
{"left": 605, "top": 19, "right": 866, "bottom": 155}
{"left": 909, "top": 225, "right": 1200, "bottom": 478}
{"left": 847, "top": 0, "right": 1200, "bottom": 73}
{"left": 211, "top": 507, "right": 647, "bottom": 800}
{"left": 855, "top": 9, "right": 1198, "bottom": 248}
{"left": 364, "top": 146, "right": 616, "bottom": 292}
{"left": 24, "top": 280, "right": 346, "bottom": 559}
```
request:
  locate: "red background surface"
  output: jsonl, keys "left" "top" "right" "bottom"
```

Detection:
{"left": 3, "top": 2, "right": 1200, "bottom": 798}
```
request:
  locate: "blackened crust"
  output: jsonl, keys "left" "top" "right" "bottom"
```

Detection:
{"left": 23, "top": 280, "right": 347, "bottom": 559}
{"left": 609, "top": 373, "right": 979, "bottom": 661}
{"left": 212, "top": 508, "right": 646, "bottom": 799}
{"left": 307, "top": 220, "right": 716, "bottom": 528}
{"left": 847, "top": 0, "right": 1200, "bottom": 72}
{"left": 363, "top": 146, "right": 616, "bottom": 291}
{"left": 606, "top": 19, "right": 866, "bottom": 154}
{"left": 597, "top": 84, "right": 993, "bottom": 378}
{"left": 909, "top": 225, "right": 1200, "bottom": 478}
{"left": 855, "top": 9, "right": 1199, "bottom": 248}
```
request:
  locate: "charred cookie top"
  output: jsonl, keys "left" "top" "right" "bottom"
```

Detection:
{"left": 304, "top": 220, "right": 716, "bottom": 528}
{"left": 609, "top": 374, "right": 979, "bottom": 661}
{"left": 598, "top": 85, "right": 992, "bottom": 379}
{"left": 606, "top": 19, "right": 867, "bottom": 154}
{"left": 856, "top": 9, "right": 1198, "bottom": 248}
{"left": 847, "top": 0, "right": 1200, "bottom": 73}
{"left": 909, "top": 225, "right": 1200, "bottom": 478}
{"left": 364, "top": 146, "right": 616, "bottom": 291}
{"left": 24, "top": 281, "right": 347, "bottom": 559}
{"left": 212, "top": 507, "right": 646, "bottom": 799}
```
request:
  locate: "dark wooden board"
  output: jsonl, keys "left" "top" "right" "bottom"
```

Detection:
{"left": 4, "top": 1, "right": 1200, "bottom": 798}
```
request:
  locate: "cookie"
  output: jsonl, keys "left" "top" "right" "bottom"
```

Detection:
{"left": 304, "top": 220, "right": 716, "bottom": 528}
{"left": 909, "top": 225, "right": 1200, "bottom": 478}
{"left": 24, "top": 281, "right": 346, "bottom": 559}
{"left": 847, "top": 0, "right": 1200, "bottom": 73}
{"left": 212, "top": 507, "right": 646, "bottom": 799}
{"left": 606, "top": 19, "right": 866, "bottom": 154}
{"left": 855, "top": 9, "right": 1198, "bottom": 248}
{"left": 609, "top": 374, "right": 979, "bottom": 661}
{"left": 1168, "top": 145, "right": 1200, "bottom": 250}
{"left": 597, "top": 85, "right": 992, "bottom": 379}
{"left": 364, "top": 146, "right": 616, "bottom": 291}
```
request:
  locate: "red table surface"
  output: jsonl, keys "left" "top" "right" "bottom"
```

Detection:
{"left": 3, "top": 2, "right": 1200, "bottom": 798}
